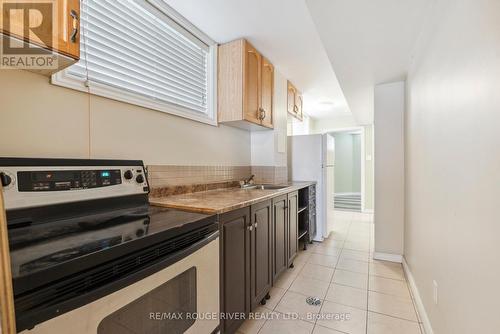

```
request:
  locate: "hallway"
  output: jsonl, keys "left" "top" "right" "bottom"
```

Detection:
{"left": 334, "top": 194, "right": 362, "bottom": 212}
{"left": 236, "top": 211, "right": 422, "bottom": 334}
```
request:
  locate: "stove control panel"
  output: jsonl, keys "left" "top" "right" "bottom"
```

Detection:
{"left": 0, "top": 158, "right": 149, "bottom": 210}
{"left": 17, "top": 169, "right": 123, "bottom": 192}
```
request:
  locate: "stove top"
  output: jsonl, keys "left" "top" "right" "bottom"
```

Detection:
{"left": 9, "top": 205, "right": 214, "bottom": 280}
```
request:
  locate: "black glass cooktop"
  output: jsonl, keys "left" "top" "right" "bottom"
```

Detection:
{"left": 8, "top": 206, "right": 216, "bottom": 281}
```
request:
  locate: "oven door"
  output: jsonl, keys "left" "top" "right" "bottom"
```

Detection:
{"left": 21, "top": 235, "right": 220, "bottom": 334}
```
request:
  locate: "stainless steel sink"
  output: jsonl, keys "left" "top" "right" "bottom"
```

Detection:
{"left": 242, "top": 184, "right": 289, "bottom": 190}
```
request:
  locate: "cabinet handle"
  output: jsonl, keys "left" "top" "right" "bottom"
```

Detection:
{"left": 70, "top": 9, "right": 79, "bottom": 43}
{"left": 254, "top": 223, "right": 258, "bottom": 229}
{"left": 258, "top": 108, "right": 266, "bottom": 120}
{"left": 248, "top": 225, "right": 253, "bottom": 231}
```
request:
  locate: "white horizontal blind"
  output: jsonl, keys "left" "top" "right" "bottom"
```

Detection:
{"left": 57, "top": 0, "right": 213, "bottom": 119}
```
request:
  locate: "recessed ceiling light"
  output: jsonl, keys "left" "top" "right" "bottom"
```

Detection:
{"left": 316, "top": 101, "right": 335, "bottom": 111}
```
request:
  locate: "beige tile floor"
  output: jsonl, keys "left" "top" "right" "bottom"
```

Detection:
{"left": 236, "top": 211, "right": 424, "bottom": 334}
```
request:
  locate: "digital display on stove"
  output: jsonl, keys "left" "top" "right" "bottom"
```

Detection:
{"left": 17, "top": 169, "right": 122, "bottom": 192}
{"left": 33, "top": 171, "right": 78, "bottom": 182}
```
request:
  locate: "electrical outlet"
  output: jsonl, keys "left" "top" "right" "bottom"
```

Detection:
{"left": 433, "top": 280, "right": 438, "bottom": 305}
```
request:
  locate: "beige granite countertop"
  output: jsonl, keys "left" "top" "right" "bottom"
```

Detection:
{"left": 149, "top": 181, "right": 316, "bottom": 214}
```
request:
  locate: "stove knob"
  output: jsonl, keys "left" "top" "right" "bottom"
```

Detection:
{"left": 0, "top": 173, "right": 12, "bottom": 187}
{"left": 136, "top": 174, "right": 145, "bottom": 184}
{"left": 124, "top": 170, "right": 133, "bottom": 180}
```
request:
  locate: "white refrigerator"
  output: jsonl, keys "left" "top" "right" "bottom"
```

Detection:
{"left": 288, "top": 134, "right": 335, "bottom": 241}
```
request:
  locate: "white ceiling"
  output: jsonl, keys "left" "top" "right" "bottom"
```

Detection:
{"left": 306, "top": 0, "right": 433, "bottom": 124}
{"left": 164, "top": 0, "right": 350, "bottom": 120}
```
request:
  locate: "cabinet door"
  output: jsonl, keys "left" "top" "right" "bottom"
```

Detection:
{"left": 287, "top": 191, "right": 299, "bottom": 266}
{"left": 0, "top": 0, "right": 79, "bottom": 59}
{"left": 250, "top": 200, "right": 272, "bottom": 310}
{"left": 57, "top": 0, "right": 80, "bottom": 58}
{"left": 295, "top": 93, "right": 304, "bottom": 121}
{"left": 243, "top": 41, "right": 262, "bottom": 125}
{"left": 260, "top": 57, "right": 274, "bottom": 128}
{"left": 220, "top": 207, "right": 251, "bottom": 334}
{"left": 272, "top": 195, "right": 287, "bottom": 282}
{"left": 287, "top": 81, "right": 296, "bottom": 115}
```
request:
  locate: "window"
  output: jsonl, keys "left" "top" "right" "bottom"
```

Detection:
{"left": 52, "top": 0, "right": 217, "bottom": 125}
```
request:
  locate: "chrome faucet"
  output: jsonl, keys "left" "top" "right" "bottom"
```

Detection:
{"left": 241, "top": 174, "right": 255, "bottom": 188}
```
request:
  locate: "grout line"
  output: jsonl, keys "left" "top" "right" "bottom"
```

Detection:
{"left": 366, "top": 310, "right": 420, "bottom": 324}
{"left": 366, "top": 288, "right": 413, "bottom": 300}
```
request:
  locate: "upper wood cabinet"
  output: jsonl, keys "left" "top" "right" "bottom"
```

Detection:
{"left": 260, "top": 57, "right": 274, "bottom": 129}
{"left": 56, "top": 0, "right": 80, "bottom": 59}
{"left": 287, "top": 81, "right": 303, "bottom": 121}
{"left": 0, "top": 0, "right": 80, "bottom": 75}
{"left": 218, "top": 39, "right": 274, "bottom": 130}
{"left": 243, "top": 42, "right": 262, "bottom": 125}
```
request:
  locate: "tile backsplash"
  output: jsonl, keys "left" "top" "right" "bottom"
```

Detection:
{"left": 251, "top": 166, "right": 288, "bottom": 184}
{"left": 148, "top": 165, "right": 288, "bottom": 197}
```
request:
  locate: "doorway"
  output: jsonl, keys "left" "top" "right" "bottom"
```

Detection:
{"left": 330, "top": 129, "right": 364, "bottom": 212}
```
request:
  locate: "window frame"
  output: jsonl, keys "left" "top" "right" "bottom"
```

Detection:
{"left": 52, "top": 0, "right": 218, "bottom": 126}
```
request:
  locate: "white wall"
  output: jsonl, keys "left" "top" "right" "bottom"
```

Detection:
{"left": 405, "top": 0, "right": 500, "bottom": 333}
{"left": 374, "top": 81, "right": 405, "bottom": 257}
{"left": 0, "top": 70, "right": 251, "bottom": 165}
{"left": 351, "top": 134, "right": 361, "bottom": 192}
{"left": 332, "top": 132, "right": 361, "bottom": 194}
{"left": 364, "top": 125, "right": 374, "bottom": 211}
{"left": 312, "top": 113, "right": 357, "bottom": 132}
{"left": 287, "top": 113, "right": 313, "bottom": 136}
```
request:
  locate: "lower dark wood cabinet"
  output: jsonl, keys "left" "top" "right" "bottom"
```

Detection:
{"left": 250, "top": 200, "right": 273, "bottom": 309}
{"left": 272, "top": 194, "right": 288, "bottom": 282}
{"left": 287, "top": 191, "right": 299, "bottom": 266}
{"left": 219, "top": 188, "right": 308, "bottom": 333}
{"left": 219, "top": 207, "right": 251, "bottom": 334}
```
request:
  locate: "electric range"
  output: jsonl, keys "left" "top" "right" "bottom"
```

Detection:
{"left": 1, "top": 158, "right": 220, "bottom": 334}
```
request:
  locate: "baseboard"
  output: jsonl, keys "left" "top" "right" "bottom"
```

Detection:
{"left": 402, "top": 258, "right": 434, "bottom": 334}
{"left": 373, "top": 252, "right": 403, "bottom": 263}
